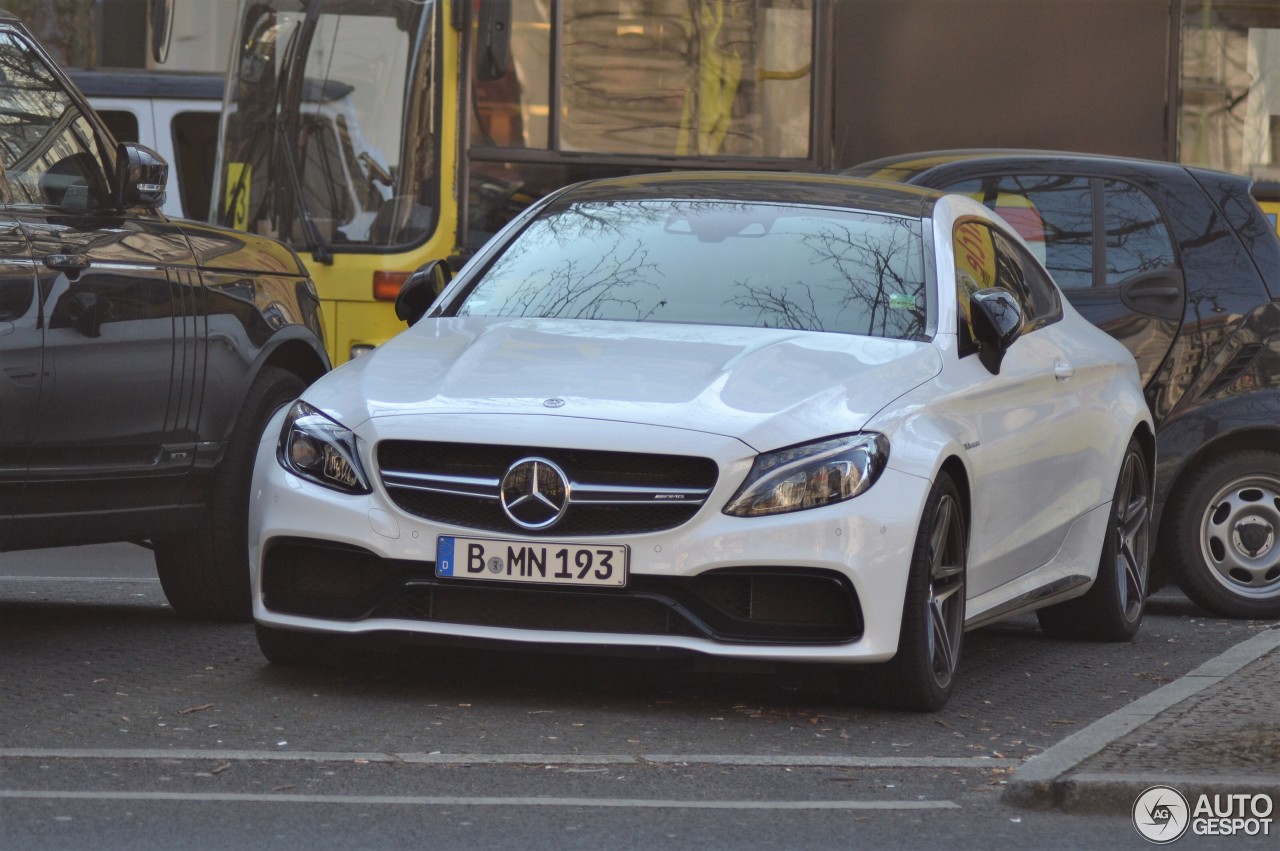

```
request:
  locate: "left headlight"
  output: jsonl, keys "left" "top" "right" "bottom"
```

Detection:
{"left": 723, "top": 433, "right": 889, "bottom": 518}
{"left": 277, "top": 401, "right": 371, "bottom": 494}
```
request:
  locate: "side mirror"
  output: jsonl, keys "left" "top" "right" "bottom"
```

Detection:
{"left": 475, "top": 0, "right": 512, "bottom": 82}
{"left": 115, "top": 143, "right": 168, "bottom": 210}
{"left": 149, "top": 0, "right": 174, "bottom": 64}
{"left": 395, "top": 259, "right": 452, "bottom": 325}
{"left": 970, "top": 287, "right": 1022, "bottom": 374}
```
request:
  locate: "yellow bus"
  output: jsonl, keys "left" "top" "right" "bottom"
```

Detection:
{"left": 1256, "top": 184, "right": 1280, "bottom": 237}
{"left": 211, "top": 0, "right": 1276, "bottom": 365}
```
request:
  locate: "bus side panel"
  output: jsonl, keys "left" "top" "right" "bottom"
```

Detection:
{"left": 830, "top": 0, "right": 1171, "bottom": 167}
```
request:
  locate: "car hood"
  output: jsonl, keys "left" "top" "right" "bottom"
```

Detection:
{"left": 174, "top": 220, "right": 308, "bottom": 276}
{"left": 310, "top": 317, "right": 942, "bottom": 451}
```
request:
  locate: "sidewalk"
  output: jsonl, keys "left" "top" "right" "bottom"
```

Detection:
{"left": 1004, "top": 624, "right": 1280, "bottom": 813}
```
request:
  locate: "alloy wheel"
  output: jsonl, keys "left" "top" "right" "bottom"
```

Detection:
{"left": 927, "top": 493, "right": 966, "bottom": 690}
{"left": 1114, "top": 449, "right": 1151, "bottom": 622}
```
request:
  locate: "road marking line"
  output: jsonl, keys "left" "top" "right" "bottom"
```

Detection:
{"left": 0, "top": 749, "right": 1019, "bottom": 769}
{"left": 0, "top": 790, "right": 958, "bottom": 810}
{"left": 0, "top": 576, "right": 159, "bottom": 584}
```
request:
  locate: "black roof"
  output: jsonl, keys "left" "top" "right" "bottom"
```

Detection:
{"left": 844, "top": 148, "right": 1205, "bottom": 184}
{"left": 547, "top": 171, "right": 943, "bottom": 218}
{"left": 66, "top": 68, "right": 225, "bottom": 101}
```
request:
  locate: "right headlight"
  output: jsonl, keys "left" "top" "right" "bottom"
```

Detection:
{"left": 723, "top": 433, "right": 889, "bottom": 518}
{"left": 277, "top": 401, "right": 371, "bottom": 494}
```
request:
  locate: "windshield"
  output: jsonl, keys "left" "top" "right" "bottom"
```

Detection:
{"left": 212, "top": 0, "right": 434, "bottom": 251}
{"left": 455, "top": 200, "right": 928, "bottom": 340}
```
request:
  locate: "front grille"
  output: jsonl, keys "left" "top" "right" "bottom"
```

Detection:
{"left": 377, "top": 441, "right": 718, "bottom": 536}
{"left": 261, "top": 539, "right": 863, "bottom": 644}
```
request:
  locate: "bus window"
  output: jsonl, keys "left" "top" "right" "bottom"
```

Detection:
{"left": 215, "top": 0, "right": 435, "bottom": 252}
{"left": 472, "top": 0, "right": 813, "bottom": 159}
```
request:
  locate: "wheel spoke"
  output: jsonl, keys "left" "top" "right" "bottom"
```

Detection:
{"left": 1115, "top": 459, "right": 1134, "bottom": 522}
{"left": 920, "top": 484, "right": 966, "bottom": 693}
{"left": 929, "top": 598, "right": 956, "bottom": 680}
{"left": 930, "top": 498, "right": 953, "bottom": 572}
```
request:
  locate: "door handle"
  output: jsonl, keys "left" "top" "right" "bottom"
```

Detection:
{"left": 44, "top": 253, "right": 90, "bottom": 273}
{"left": 1054, "top": 360, "right": 1075, "bottom": 381}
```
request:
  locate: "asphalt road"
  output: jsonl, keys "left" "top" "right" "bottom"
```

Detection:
{"left": 1, "top": 544, "right": 1273, "bottom": 849}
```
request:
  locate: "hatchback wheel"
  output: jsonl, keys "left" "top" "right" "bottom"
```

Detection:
{"left": 1164, "top": 450, "right": 1280, "bottom": 619}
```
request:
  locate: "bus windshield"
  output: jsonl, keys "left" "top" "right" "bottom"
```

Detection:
{"left": 213, "top": 0, "right": 435, "bottom": 252}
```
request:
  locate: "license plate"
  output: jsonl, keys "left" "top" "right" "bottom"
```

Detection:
{"left": 436, "top": 535, "right": 628, "bottom": 588}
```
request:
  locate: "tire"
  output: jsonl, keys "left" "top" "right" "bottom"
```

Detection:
{"left": 846, "top": 472, "right": 967, "bottom": 712}
{"left": 155, "top": 367, "right": 306, "bottom": 622}
{"left": 1162, "top": 450, "right": 1280, "bottom": 619}
{"left": 1037, "top": 438, "right": 1151, "bottom": 641}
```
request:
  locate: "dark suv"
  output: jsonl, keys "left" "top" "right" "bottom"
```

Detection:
{"left": 847, "top": 150, "right": 1280, "bottom": 619}
{"left": 0, "top": 12, "right": 329, "bottom": 620}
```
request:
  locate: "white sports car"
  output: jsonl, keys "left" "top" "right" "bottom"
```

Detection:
{"left": 248, "top": 172, "right": 1153, "bottom": 711}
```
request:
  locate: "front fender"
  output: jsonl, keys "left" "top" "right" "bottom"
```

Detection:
{"left": 1153, "top": 388, "right": 1280, "bottom": 531}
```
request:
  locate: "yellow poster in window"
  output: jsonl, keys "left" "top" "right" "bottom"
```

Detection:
{"left": 225, "top": 162, "right": 251, "bottom": 231}
{"left": 954, "top": 220, "right": 997, "bottom": 298}
{"left": 954, "top": 221, "right": 997, "bottom": 343}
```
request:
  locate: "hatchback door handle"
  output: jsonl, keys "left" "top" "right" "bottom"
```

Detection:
{"left": 1054, "top": 360, "right": 1075, "bottom": 381}
{"left": 44, "top": 253, "right": 90, "bottom": 273}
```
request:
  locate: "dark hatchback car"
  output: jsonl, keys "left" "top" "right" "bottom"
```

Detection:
{"left": 847, "top": 150, "right": 1280, "bottom": 619}
{"left": 0, "top": 12, "right": 329, "bottom": 620}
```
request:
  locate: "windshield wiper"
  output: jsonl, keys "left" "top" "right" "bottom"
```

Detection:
{"left": 276, "top": 123, "right": 333, "bottom": 265}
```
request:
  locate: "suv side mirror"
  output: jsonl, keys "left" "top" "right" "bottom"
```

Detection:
{"left": 970, "top": 287, "right": 1022, "bottom": 374}
{"left": 394, "top": 259, "right": 453, "bottom": 325}
{"left": 116, "top": 143, "right": 168, "bottom": 210}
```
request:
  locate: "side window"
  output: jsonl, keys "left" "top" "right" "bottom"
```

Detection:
{"left": 954, "top": 220, "right": 1061, "bottom": 355}
{"left": 1007, "top": 237, "right": 1063, "bottom": 329}
{"left": 1102, "top": 179, "right": 1175, "bottom": 285}
{"left": 949, "top": 174, "right": 1094, "bottom": 291}
{"left": 97, "top": 109, "right": 139, "bottom": 144}
{"left": 0, "top": 32, "right": 112, "bottom": 211}
{"left": 954, "top": 219, "right": 1001, "bottom": 354}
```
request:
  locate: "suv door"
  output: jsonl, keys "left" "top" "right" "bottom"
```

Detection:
{"left": 937, "top": 173, "right": 1185, "bottom": 390}
{"left": 0, "top": 28, "right": 201, "bottom": 529}
{"left": 0, "top": 214, "right": 37, "bottom": 542}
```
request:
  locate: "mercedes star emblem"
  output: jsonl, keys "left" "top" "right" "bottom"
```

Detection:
{"left": 500, "top": 457, "right": 570, "bottom": 530}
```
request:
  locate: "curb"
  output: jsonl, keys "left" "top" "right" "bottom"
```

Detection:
{"left": 1002, "top": 625, "right": 1280, "bottom": 812}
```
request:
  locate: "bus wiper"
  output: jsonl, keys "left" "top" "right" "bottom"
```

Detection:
{"left": 277, "top": 123, "right": 333, "bottom": 265}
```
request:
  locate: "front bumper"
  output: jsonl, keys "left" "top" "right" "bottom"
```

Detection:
{"left": 249, "top": 411, "right": 931, "bottom": 664}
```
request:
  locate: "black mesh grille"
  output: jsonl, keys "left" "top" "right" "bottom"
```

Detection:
{"left": 261, "top": 540, "right": 862, "bottom": 644}
{"left": 1204, "top": 342, "right": 1265, "bottom": 397}
{"left": 377, "top": 585, "right": 701, "bottom": 638}
{"left": 377, "top": 440, "right": 718, "bottom": 536}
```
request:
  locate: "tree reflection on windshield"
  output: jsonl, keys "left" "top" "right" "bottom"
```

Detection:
{"left": 457, "top": 200, "right": 928, "bottom": 341}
